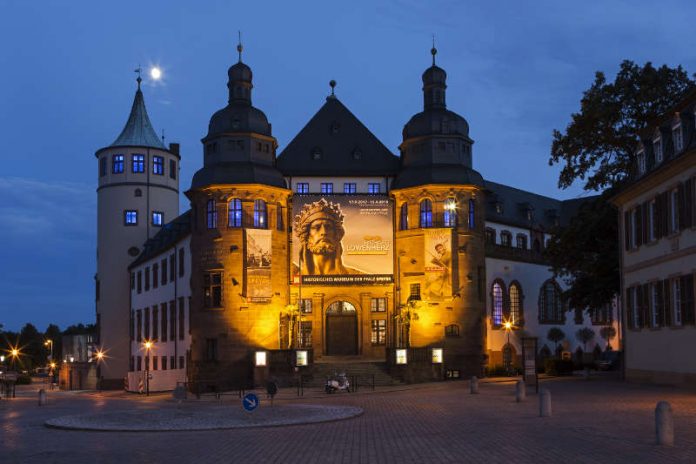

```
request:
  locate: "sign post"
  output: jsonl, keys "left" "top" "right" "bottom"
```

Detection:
{"left": 242, "top": 392, "right": 260, "bottom": 412}
{"left": 521, "top": 337, "right": 538, "bottom": 393}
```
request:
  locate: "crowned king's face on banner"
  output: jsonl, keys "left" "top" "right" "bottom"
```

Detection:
{"left": 292, "top": 195, "right": 393, "bottom": 285}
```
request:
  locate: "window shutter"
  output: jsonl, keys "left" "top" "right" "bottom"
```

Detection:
{"left": 624, "top": 211, "right": 630, "bottom": 251}
{"left": 663, "top": 279, "right": 672, "bottom": 327}
{"left": 656, "top": 281, "right": 664, "bottom": 327}
{"left": 642, "top": 202, "right": 649, "bottom": 244}
{"left": 626, "top": 288, "right": 634, "bottom": 329}
{"left": 682, "top": 274, "right": 695, "bottom": 325}
{"left": 635, "top": 207, "right": 643, "bottom": 247}
{"left": 678, "top": 182, "right": 686, "bottom": 230}
{"left": 660, "top": 191, "right": 670, "bottom": 238}
{"left": 641, "top": 284, "right": 650, "bottom": 328}
{"left": 682, "top": 179, "right": 693, "bottom": 228}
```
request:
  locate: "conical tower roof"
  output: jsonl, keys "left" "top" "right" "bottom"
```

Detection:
{"left": 110, "top": 82, "right": 166, "bottom": 149}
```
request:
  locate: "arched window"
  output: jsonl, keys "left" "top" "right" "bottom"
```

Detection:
{"left": 228, "top": 198, "right": 242, "bottom": 228}
{"left": 419, "top": 199, "right": 433, "bottom": 228}
{"left": 468, "top": 198, "right": 475, "bottom": 229}
{"left": 485, "top": 227, "right": 496, "bottom": 244}
{"left": 443, "top": 198, "right": 457, "bottom": 227}
{"left": 539, "top": 279, "right": 564, "bottom": 324}
{"left": 206, "top": 199, "right": 217, "bottom": 229}
{"left": 500, "top": 230, "right": 512, "bottom": 247}
{"left": 509, "top": 281, "right": 523, "bottom": 326}
{"left": 253, "top": 200, "right": 267, "bottom": 228}
{"left": 400, "top": 203, "right": 409, "bottom": 230}
{"left": 445, "top": 324, "right": 460, "bottom": 337}
{"left": 491, "top": 279, "right": 506, "bottom": 327}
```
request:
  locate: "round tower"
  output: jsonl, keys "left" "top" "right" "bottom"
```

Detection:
{"left": 95, "top": 77, "right": 180, "bottom": 388}
{"left": 391, "top": 46, "right": 486, "bottom": 377}
{"left": 186, "top": 43, "right": 290, "bottom": 389}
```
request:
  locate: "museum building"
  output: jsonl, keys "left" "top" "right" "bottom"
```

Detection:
{"left": 94, "top": 45, "right": 618, "bottom": 391}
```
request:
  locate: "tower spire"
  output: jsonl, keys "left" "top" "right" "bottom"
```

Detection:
{"left": 431, "top": 35, "right": 437, "bottom": 66}
{"left": 237, "top": 31, "right": 243, "bottom": 63}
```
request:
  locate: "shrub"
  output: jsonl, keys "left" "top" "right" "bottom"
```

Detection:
{"left": 544, "top": 359, "right": 574, "bottom": 376}
{"left": 485, "top": 364, "right": 521, "bottom": 377}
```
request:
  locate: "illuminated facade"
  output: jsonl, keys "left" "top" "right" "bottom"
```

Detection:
{"left": 98, "top": 47, "right": 616, "bottom": 391}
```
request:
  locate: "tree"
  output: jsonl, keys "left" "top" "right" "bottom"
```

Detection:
{"left": 548, "top": 61, "right": 695, "bottom": 309}
{"left": 19, "top": 323, "right": 43, "bottom": 370}
{"left": 599, "top": 326, "right": 617, "bottom": 350}
{"left": 575, "top": 327, "right": 596, "bottom": 352}
{"left": 547, "top": 327, "right": 565, "bottom": 353}
{"left": 44, "top": 324, "right": 62, "bottom": 362}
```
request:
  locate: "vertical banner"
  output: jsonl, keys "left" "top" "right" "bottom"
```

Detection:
{"left": 424, "top": 228, "right": 453, "bottom": 299}
{"left": 245, "top": 229, "right": 272, "bottom": 300}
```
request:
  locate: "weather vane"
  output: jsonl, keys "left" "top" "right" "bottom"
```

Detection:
{"left": 134, "top": 65, "right": 142, "bottom": 89}
{"left": 237, "top": 31, "right": 243, "bottom": 62}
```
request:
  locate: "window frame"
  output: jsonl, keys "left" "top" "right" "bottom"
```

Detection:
{"left": 124, "top": 210, "right": 138, "bottom": 226}
{"left": 152, "top": 155, "right": 164, "bottom": 175}
{"left": 152, "top": 211, "right": 163, "bottom": 227}
{"left": 370, "top": 319, "right": 387, "bottom": 345}
{"left": 343, "top": 182, "right": 357, "bottom": 194}
{"left": 400, "top": 203, "right": 408, "bottom": 230}
{"left": 320, "top": 182, "right": 334, "bottom": 194}
{"left": 370, "top": 297, "right": 387, "bottom": 312}
{"left": 112, "top": 154, "right": 125, "bottom": 174}
{"left": 296, "top": 182, "right": 309, "bottom": 194}
{"left": 419, "top": 199, "right": 433, "bottom": 228}
{"left": 254, "top": 199, "right": 267, "bottom": 229}
{"left": 132, "top": 154, "right": 145, "bottom": 173}
{"left": 228, "top": 198, "right": 242, "bottom": 228}
{"left": 367, "top": 183, "right": 380, "bottom": 194}
{"left": 204, "top": 272, "right": 222, "bottom": 308}
{"left": 206, "top": 199, "right": 217, "bottom": 229}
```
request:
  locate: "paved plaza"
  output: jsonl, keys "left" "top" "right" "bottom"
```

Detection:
{"left": 2, "top": 375, "right": 696, "bottom": 463}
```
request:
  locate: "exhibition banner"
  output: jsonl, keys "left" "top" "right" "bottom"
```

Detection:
{"left": 423, "top": 228, "right": 453, "bottom": 299}
{"left": 245, "top": 229, "right": 272, "bottom": 300}
{"left": 292, "top": 195, "right": 393, "bottom": 285}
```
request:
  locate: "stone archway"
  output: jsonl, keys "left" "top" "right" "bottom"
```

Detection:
{"left": 325, "top": 301, "right": 358, "bottom": 355}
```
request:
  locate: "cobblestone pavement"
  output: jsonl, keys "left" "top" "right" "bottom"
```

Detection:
{"left": 2, "top": 375, "right": 696, "bottom": 464}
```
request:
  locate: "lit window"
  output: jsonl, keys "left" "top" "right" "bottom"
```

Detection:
{"left": 409, "top": 283, "right": 421, "bottom": 301}
{"left": 299, "top": 322, "right": 312, "bottom": 348}
{"left": 321, "top": 183, "right": 333, "bottom": 194}
{"left": 254, "top": 199, "right": 267, "bottom": 228}
{"left": 228, "top": 199, "right": 242, "bottom": 228}
{"left": 124, "top": 210, "right": 138, "bottom": 225}
{"left": 206, "top": 199, "right": 217, "bottom": 229}
{"left": 112, "top": 154, "right": 124, "bottom": 174}
{"left": 299, "top": 299, "right": 312, "bottom": 313}
{"left": 371, "top": 298, "right": 387, "bottom": 312}
{"left": 344, "top": 183, "right": 356, "bottom": 194}
{"left": 204, "top": 272, "right": 222, "bottom": 307}
{"left": 443, "top": 198, "right": 457, "bottom": 227}
{"left": 400, "top": 203, "right": 408, "bottom": 230}
{"left": 492, "top": 281, "right": 504, "bottom": 326}
{"left": 296, "top": 183, "right": 309, "bottom": 194}
{"left": 509, "top": 282, "right": 522, "bottom": 326}
{"left": 419, "top": 199, "right": 433, "bottom": 228}
{"left": 468, "top": 199, "right": 476, "bottom": 229}
{"left": 371, "top": 320, "right": 386, "bottom": 345}
{"left": 368, "top": 183, "right": 380, "bottom": 194}
{"left": 153, "top": 156, "right": 164, "bottom": 175}
{"left": 152, "top": 211, "right": 163, "bottom": 227}
{"left": 132, "top": 154, "right": 145, "bottom": 173}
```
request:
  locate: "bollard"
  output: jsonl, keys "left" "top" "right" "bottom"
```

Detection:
{"left": 539, "top": 388, "right": 552, "bottom": 417}
{"left": 515, "top": 380, "right": 526, "bottom": 403}
{"left": 655, "top": 401, "right": 674, "bottom": 446}
{"left": 38, "top": 389, "right": 47, "bottom": 406}
{"left": 469, "top": 376, "right": 479, "bottom": 394}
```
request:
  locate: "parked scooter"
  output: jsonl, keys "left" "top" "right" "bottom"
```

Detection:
{"left": 325, "top": 372, "right": 351, "bottom": 394}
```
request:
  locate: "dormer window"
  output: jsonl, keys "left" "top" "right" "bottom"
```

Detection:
{"left": 653, "top": 134, "right": 663, "bottom": 164}
{"left": 311, "top": 147, "right": 322, "bottom": 160}
{"left": 352, "top": 148, "right": 362, "bottom": 160}
{"left": 637, "top": 149, "right": 646, "bottom": 175}
{"left": 672, "top": 122, "right": 683, "bottom": 153}
{"left": 494, "top": 201, "right": 503, "bottom": 214}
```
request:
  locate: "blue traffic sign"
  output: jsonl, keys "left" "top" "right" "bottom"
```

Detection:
{"left": 242, "top": 393, "right": 259, "bottom": 412}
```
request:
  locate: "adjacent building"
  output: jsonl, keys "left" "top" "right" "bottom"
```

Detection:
{"left": 612, "top": 91, "right": 696, "bottom": 386}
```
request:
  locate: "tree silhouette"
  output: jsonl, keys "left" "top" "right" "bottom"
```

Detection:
{"left": 599, "top": 326, "right": 617, "bottom": 350}
{"left": 576, "top": 327, "right": 596, "bottom": 352}
{"left": 547, "top": 327, "right": 565, "bottom": 354}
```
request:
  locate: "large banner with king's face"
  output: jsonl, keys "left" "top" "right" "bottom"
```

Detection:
{"left": 245, "top": 229, "right": 272, "bottom": 300}
{"left": 292, "top": 195, "right": 393, "bottom": 285}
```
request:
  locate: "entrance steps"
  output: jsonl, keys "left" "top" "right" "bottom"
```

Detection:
{"left": 304, "top": 360, "right": 403, "bottom": 387}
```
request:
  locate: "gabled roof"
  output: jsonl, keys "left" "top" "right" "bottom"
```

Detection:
{"left": 276, "top": 96, "right": 399, "bottom": 176}
{"left": 129, "top": 210, "right": 191, "bottom": 269}
{"left": 111, "top": 87, "right": 166, "bottom": 150}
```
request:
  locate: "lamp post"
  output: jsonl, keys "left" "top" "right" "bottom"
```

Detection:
{"left": 44, "top": 339, "right": 53, "bottom": 363}
{"left": 95, "top": 350, "right": 105, "bottom": 391}
{"left": 144, "top": 340, "right": 153, "bottom": 396}
{"left": 10, "top": 349, "right": 19, "bottom": 372}
{"left": 503, "top": 321, "right": 513, "bottom": 376}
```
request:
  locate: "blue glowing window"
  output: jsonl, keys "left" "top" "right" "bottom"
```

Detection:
{"left": 124, "top": 210, "right": 138, "bottom": 225}
{"left": 152, "top": 211, "right": 163, "bottom": 227}
{"left": 153, "top": 156, "right": 164, "bottom": 175}
{"left": 132, "top": 154, "right": 145, "bottom": 173}
{"left": 112, "top": 155, "right": 124, "bottom": 174}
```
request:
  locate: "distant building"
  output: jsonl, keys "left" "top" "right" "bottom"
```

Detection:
{"left": 95, "top": 44, "right": 616, "bottom": 391}
{"left": 59, "top": 332, "right": 98, "bottom": 390}
{"left": 612, "top": 92, "right": 696, "bottom": 386}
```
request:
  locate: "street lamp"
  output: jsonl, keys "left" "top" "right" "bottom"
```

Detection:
{"left": 10, "top": 348, "right": 19, "bottom": 371}
{"left": 44, "top": 339, "right": 53, "bottom": 362}
{"left": 503, "top": 321, "right": 513, "bottom": 376}
{"left": 143, "top": 340, "right": 153, "bottom": 396}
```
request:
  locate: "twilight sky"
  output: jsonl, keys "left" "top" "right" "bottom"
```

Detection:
{"left": 1, "top": 0, "right": 695, "bottom": 331}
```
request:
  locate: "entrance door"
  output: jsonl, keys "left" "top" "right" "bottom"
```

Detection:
{"left": 326, "top": 301, "right": 358, "bottom": 355}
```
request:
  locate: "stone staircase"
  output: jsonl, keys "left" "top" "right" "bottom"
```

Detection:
{"left": 302, "top": 359, "right": 404, "bottom": 388}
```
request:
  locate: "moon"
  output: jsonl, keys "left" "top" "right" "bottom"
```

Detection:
{"left": 150, "top": 67, "right": 162, "bottom": 80}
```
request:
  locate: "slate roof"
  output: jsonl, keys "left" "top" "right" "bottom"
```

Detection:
{"left": 483, "top": 180, "right": 595, "bottom": 230}
{"left": 129, "top": 210, "right": 191, "bottom": 269}
{"left": 276, "top": 96, "right": 399, "bottom": 176}
{"left": 111, "top": 87, "right": 166, "bottom": 150}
